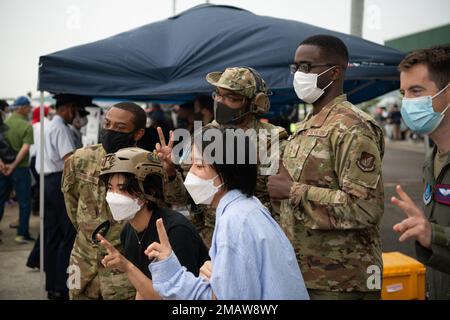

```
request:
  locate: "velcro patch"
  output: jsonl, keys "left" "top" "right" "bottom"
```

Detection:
{"left": 423, "top": 182, "right": 432, "bottom": 205}
{"left": 147, "top": 152, "right": 159, "bottom": 162}
{"left": 76, "top": 172, "right": 99, "bottom": 185}
{"left": 306, "top": 129, "right": 328, "bottom": 137}
{"left": 435, "top": 184, "right": 450, "bottom": 205}
{"left": 356, "top": 152, "right": 376, "bottom": 172}
{"left": 287, "top": 143, "right": 300, "bottom": 158}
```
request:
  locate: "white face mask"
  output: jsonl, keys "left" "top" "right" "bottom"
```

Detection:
{"left": 293, "top": 66, "right": 335, "bottom": 104}
{"left": 105, "top": 192, "right": 142, "bottom": 221}
{"left": 183, "top": 172, "right": 223, "bottom": 205}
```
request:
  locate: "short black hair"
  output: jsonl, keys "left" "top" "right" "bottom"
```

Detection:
{"left": 102, "top": 172, "right": 164, "bottom": 211}
{"left": 110, "top": 102, "right": 146, "bottom": 131}
{"left": 300, "top": 34, "right": 349, "bottom": 68}
{"left": 193, "top": 126, "right": 257, "bottom": 197}
{"left": 398, "top": 45, "right": 450, "bottom": 90}
{"left": 54, "top": 94, "right": 92, "bottom": 110}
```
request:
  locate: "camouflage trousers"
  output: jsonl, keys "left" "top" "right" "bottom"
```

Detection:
{"left": 69, "top": 260, "right": 135, "bottom": 300}
{"left": 308, "top": 289, "right": 381, "bottom": 300}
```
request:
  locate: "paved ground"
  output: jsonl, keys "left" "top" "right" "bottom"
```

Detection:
{"left": 0, "top": 206, "right": 41, "bottom": 299}
{"left": 0, "top": 139, "right": 427, "bottom": 300}
{"left": 380, "top": 139, "right": 425, "bottom": 258}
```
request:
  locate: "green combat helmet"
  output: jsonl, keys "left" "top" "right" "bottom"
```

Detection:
{"left": 206, "top": 66, "right": 270, "bottom": 114}
{"left": 99, "top": 147, "right": 168, "bottom": 206}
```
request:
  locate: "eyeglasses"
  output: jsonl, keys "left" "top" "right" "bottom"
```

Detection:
{"left": 289, "top": 62, "right": 336, "bottom": 74}
{"left": 211, "top": 91, "right": 247, "bottom": 104}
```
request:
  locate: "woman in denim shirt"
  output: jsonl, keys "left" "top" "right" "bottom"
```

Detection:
{"left": 145, "top": 127, "right": 309, "bottom": 300}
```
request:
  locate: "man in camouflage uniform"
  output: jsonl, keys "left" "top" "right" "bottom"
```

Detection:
{"left": 184, "top": 67, "right": 288, "bottom": 247}
{"left": 63, "top": 102, "right": 187, "bottom": 299}
{"left": 268, "top": 35, "right": 384, "bottom": 299}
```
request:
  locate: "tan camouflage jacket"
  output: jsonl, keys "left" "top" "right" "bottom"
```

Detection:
{"left": 281, "top": 95, "right": 385, "bottom": 293}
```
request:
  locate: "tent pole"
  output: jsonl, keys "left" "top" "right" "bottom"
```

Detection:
{"left": 39, "top": 91, "right": 45, "bottom": 300}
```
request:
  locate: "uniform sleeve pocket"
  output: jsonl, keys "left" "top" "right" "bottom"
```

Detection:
{"left": 341, "top": 134, "right": 382, "bottom": 196}
{"left": 76, "top": 172, "right": 102, "bottom": 218}
{"left": 62, "top": 158, "right": 76, "bottom": 192}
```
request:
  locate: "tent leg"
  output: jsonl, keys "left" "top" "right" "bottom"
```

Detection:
{"left": 39, "top": 91, "right": 45, "bottom": 300}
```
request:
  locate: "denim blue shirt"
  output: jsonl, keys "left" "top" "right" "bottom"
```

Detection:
{"left": 149, "top": 189, "right": 309, "bottom": 300}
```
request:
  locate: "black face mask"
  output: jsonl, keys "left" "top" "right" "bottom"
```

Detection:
{"left": 101, "top": 129, "right": 136, "bottom": 154}
{"left": 214, "top": 101, "right": 249, "bottom": 125}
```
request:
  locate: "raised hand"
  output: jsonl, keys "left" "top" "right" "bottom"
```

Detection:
{"left": 144, "top": 218, "right": 172, "bottom": 262}
{"left": 98, "top": 234, "right": 131, "bottom": 272}
{"left": 155, "top": 127, "right": 176, "bottom": 178}
{"left": 391, "top": 185, "right": 432, "bottom": 248}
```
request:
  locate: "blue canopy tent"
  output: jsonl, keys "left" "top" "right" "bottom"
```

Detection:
{"left": 38, "top": 4, "right": 405, "bottom": 106}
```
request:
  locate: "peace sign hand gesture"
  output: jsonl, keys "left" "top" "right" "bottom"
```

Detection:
{"left": 145, "top": 218, "right": 173, "bottom": 262}
{"left": 391, "top": 185, "right": 432, "bottom": 249}
{"left": 155, "top": 127, "right": 177, "bottom": 178}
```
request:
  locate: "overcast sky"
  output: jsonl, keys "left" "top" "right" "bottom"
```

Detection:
{"left": 1, "top": 0, "right": 449, "bottom": 98}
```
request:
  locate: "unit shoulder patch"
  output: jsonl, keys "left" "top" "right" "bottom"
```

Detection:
{"left": 356, "top": 151, "right": 376, "bottom": 172}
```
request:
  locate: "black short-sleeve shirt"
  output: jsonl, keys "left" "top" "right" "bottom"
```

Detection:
{"left": 120, "top": 207, "right": 209, "bottom": 279}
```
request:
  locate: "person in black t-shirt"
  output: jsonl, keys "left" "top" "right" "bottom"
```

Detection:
{"left": 98, "top": 147, "right": 209, "bottom": 300}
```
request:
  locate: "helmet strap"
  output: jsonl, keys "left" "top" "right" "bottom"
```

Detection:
{"left": 138, "top": 179, "right": 165, "bottom": 206}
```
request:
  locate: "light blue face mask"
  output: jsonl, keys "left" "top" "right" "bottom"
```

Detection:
{"left": 401, "top": 83, "right": 450, "bottom": 135}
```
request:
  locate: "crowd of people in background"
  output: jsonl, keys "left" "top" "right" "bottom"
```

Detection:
{"left": 0, "top": 38, "right": 449, "bottom": 300}
{"left": 0, "top": 93, "right": 217, "bottom": 299}
{"left": 374, "top": 103, "right": 423, "bottom": 142}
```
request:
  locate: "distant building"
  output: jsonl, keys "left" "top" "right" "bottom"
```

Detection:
{"left": 385, "top": 24, "right": 450, "bottom": 52}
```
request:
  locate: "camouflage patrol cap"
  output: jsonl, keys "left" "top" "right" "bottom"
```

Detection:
{"left": 206, "top": 67, "right": 259, "bottom": 98}
{"left": 100, "top": 147, "right": 167, "bottom": 185}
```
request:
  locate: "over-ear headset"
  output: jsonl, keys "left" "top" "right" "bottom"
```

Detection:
{"left": 243, "top": 67, "right": 270, "bottom": 114}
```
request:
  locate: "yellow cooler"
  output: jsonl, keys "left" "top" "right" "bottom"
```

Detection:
{"left": 382, "top": 252, "right": 426, "bottom": 300}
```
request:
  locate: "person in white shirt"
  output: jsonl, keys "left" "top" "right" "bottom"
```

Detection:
{"left": 35, "top": 94, "right": 91, "bottom": 300}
